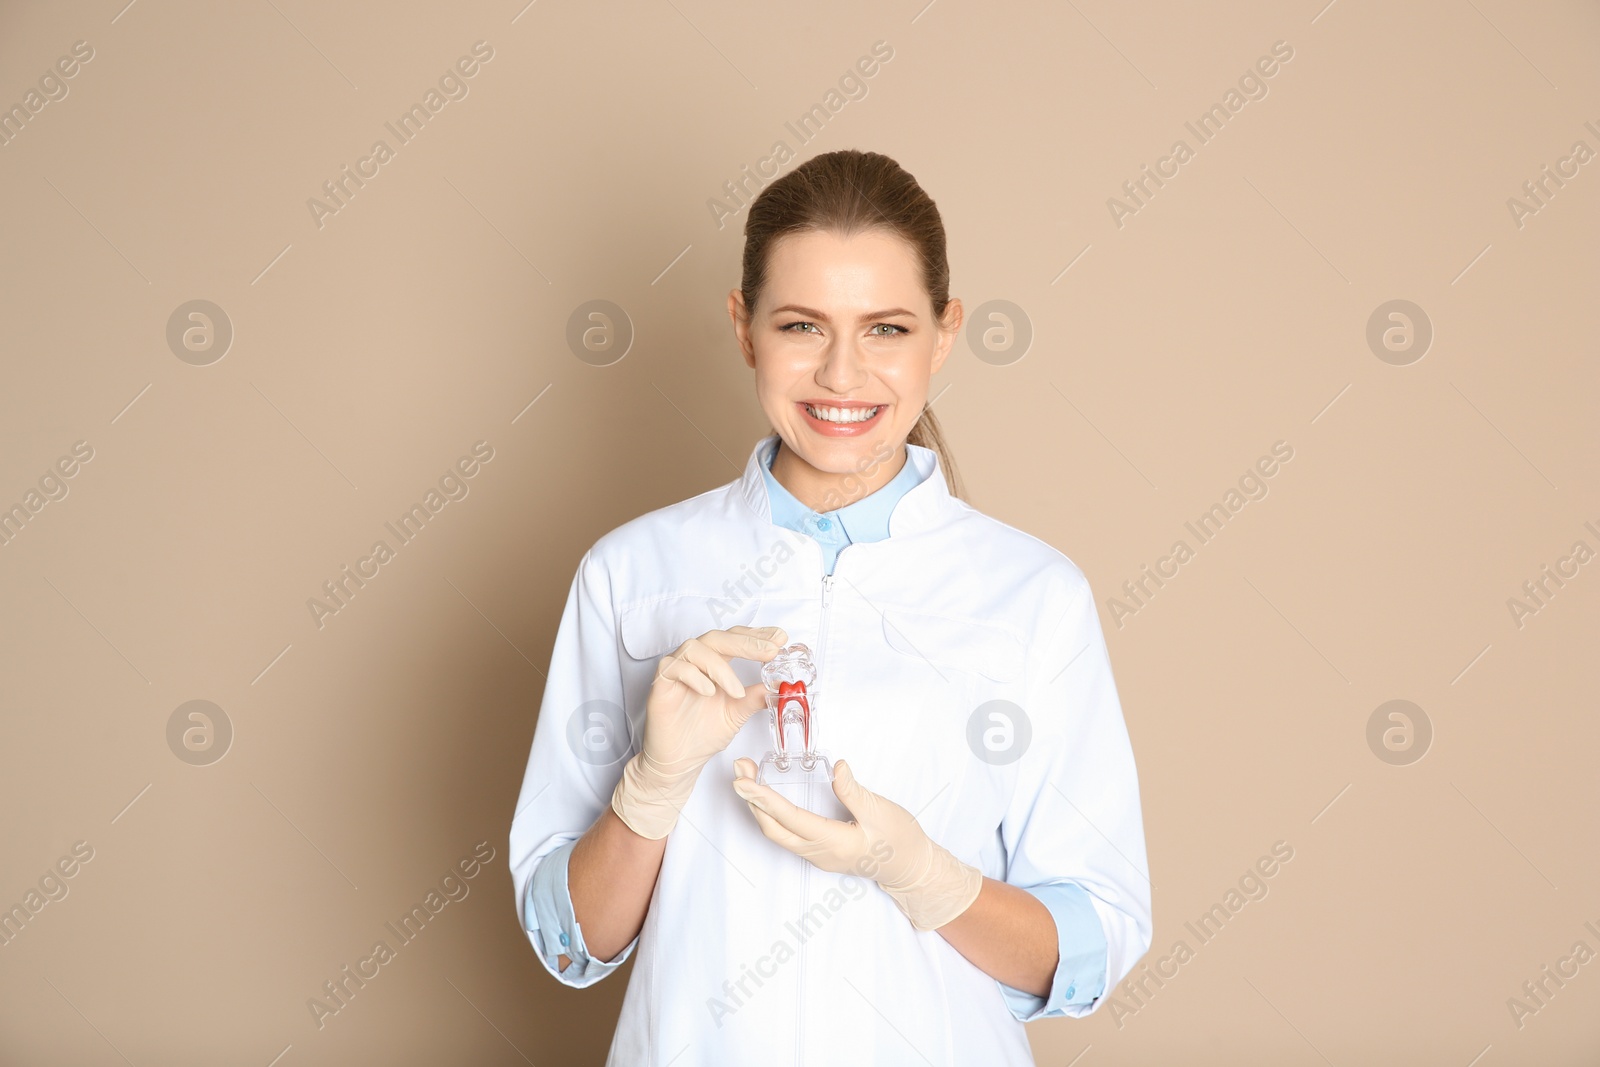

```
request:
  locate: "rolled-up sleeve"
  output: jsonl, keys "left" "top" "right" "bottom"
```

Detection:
{"left": 525, "top": 838, "right": 637, "bottom": 985}
{"left": 995, "top": 570, "right": 1152, "bottom": 1020}
{"left": 997, "top": 880, "right": 1109, "bottom": 1020}
{"left": 510, "top": 548, "right": 639, "bottom": 987}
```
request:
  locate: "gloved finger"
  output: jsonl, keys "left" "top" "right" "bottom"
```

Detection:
{"left": 729, "top": 762, "right": 807, "bottom": 826}
{"left": 730, "top": 769, "right": 789, "bottom": 805}
{"left": 726, "top": 681, "right": 771, "bottom": 727}
{"left": 744, "top": 797, "right": 815, "bottom": 855}
{"left": 655, "top": 654, "right": 716, "bottom": 696}
{"left": 724, "top": 624, "right": 788, "bottom": 642}
{"left": 734, "top": 778, "right": 847, "bottom": 842}
{"left": 828, "top": 760, "right": 887, "bottom": 824}
{"left": 676, "top": 638, "right": 747, "bottom": 698}
{"left": 704, "top": 689, "right": 768, "bottom": 742}
{"left": 698, "top": 627, "right": 788, "bottom": 664}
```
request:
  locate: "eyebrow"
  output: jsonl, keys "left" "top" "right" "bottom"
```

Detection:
{"left": 768, "top": 304, "right": 918, "bottom": 321}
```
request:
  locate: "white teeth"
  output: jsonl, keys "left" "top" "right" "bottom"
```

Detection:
{"left": 806, "top": 404, "right": 880, "bottom": 424}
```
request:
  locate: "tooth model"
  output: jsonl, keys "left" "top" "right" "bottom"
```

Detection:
{"left": 757, "top": 642, "right": 834, "bottom": 786}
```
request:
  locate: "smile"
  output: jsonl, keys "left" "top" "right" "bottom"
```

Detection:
{"left": 804, "top": 403, "right": 881, "bottom": 423}
{"left": 797, "top": 400, "right": 886, "bottom": 437}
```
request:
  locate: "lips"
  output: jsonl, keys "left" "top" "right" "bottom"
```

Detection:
{"left": 797, "top": 400, "right": 886, "bottom": 437}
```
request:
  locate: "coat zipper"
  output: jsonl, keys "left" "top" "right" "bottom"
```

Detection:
{"left": 817, "top": 573, "right": 835, "bottom": 674}
{"left": 796, "top": 569, "right": 835, "bottom": 1067}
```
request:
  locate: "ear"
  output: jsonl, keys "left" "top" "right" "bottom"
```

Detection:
{"left": 929, "top": 296, "right": 962, "bottom": 376}
{"left": 728, "top": 289, "right": 756, "bottom": 369}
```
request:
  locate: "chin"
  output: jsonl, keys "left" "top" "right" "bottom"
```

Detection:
{"left": 786, "top": 432, "right": 894, "bottom": 474}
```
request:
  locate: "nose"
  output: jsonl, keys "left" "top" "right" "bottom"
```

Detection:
{"left": 815, "top": 334, "right": 869, "bottom": 393}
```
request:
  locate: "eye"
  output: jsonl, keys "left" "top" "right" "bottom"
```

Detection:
{"left": 870, "top": 323, "right": 909, "bottom": 336}
{"left": 779, "top": 321, "right": 820, "bottom": 334}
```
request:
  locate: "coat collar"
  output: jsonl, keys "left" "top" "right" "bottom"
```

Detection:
{"left": 734, "top": 433, "right": 961, "bottom": 538}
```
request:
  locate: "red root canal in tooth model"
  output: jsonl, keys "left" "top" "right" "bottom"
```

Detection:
{"left": 775, "top": 680, "right": 811, "bottom": 751}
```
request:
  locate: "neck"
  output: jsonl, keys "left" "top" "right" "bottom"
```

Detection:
{"left": 770, "top": 439, "right": 908, "bottom": 514}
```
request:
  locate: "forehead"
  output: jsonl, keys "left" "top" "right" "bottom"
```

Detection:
{"left": 763, "top": 228, "right": 925, "bottom": 312}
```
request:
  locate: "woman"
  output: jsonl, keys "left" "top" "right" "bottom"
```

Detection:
{"left": 509, "top": 149, "right": 1151, "bottom": 1065}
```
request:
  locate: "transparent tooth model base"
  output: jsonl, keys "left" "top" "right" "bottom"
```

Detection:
{"left": 755, "top": 643, "right": 835, "bottom": 787}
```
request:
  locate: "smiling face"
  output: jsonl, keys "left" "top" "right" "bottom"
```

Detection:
{"left": 728, "top": 227, "right": 961, "bottom": 511}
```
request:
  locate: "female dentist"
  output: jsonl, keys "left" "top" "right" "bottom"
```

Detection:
{"left": 509, "top": 149, "right": 1151, "bottom": 1066}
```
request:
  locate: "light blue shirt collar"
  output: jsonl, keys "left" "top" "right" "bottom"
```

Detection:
{"left": 758, "top": 437, "right": 925, "bottom": 571}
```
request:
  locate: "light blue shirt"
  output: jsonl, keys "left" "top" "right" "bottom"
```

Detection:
{"left": 525, "top": 440, "right": 1109, "bottom": 1017}
{"left": 756, "top": 439, "right": 927, "bottom": 575}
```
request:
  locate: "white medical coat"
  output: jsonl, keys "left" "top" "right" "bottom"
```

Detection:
{"left": 509, "top": 435, "right": 1152, "bottom": 1065}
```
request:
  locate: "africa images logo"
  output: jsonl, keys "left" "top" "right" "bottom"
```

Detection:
{"left": 305, "top": 441, "right": 495, "bottom": 630}
{"left": 306, "top": 842, "right": 495, "bottom": 1029}
{"left": 305, "top": 42, "right": 495, "bottom": 230}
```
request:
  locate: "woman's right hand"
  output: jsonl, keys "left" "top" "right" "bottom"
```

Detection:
{"left": 611, "top": 625, "right": 787, "bottom": 839}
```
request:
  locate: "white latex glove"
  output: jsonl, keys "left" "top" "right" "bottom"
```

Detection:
{"left": 611, "top": 625, "right": 786, "bottom": 840}
{"left": 731, "top": 756, "right": 983, "bottom": 931}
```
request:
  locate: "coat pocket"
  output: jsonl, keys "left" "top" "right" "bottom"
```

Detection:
{"left": 879, "top": 608, "right": 1024, "bottom": 684}
{"left": 872, "top": 609, "right": 1028, "bottom": 836}
{"left": 617, "top": 595, "right": 763, "bottom": 662}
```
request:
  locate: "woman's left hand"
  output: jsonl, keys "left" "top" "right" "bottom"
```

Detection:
{"left": 731, "top": 757, "right": 983, "bottom": 931}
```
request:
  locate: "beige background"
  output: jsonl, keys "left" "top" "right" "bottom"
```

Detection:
{"left": 1, "top": 0, "right": 1596, "bottom": 1064}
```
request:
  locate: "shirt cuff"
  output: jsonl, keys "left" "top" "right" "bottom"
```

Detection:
{"left": 997, "top": 881, "right": 1109, "bottom": 1021}
{"left": 525, "top": 839, "right": 637, "bottom": 987}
